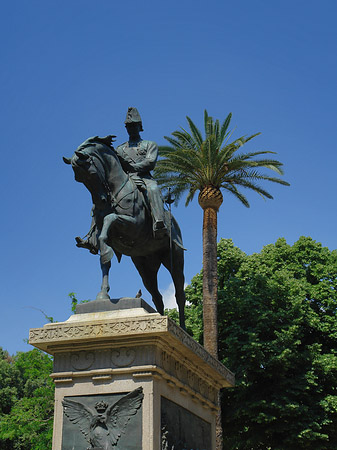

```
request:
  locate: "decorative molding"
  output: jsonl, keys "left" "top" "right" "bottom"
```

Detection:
{"left": 159, "top": 349, "right": 217, "bottom": 404}
{"left": 132, "top": 371, "right": 154, "bottom": 378}
{"left": 179, "top": 387, "right": 188, "bottom": 396}
{"left": 111, "top": 347, "right": 136, "bottom": 367}
{"left": 29, "top": 316, "right": 168, "bottom": 343}
{"left": 71, "top": 351, "right": 95, "bottom": 371}
{"left": 50, "top": 365, "right": 219, "bottom": 410}
{"left": 167, "top": 319, "right": 235, "bottom": 385}
{"left": 54, "top": 377, "right": 73, "bottom": 384}
{"left": 161, "top": 350, "right": 172, "bottom": 373}
{"left": 29, "top": 314, "right": 235, "bottom": 388}
{"left": 175, "top": 360, "right": 185, "bottom": 382}
{"left": 92, "top": 374, "right": 112, "bottom": 381}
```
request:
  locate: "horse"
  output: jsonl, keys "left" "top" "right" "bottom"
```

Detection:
{"left": 63, "top": 136, "right": 186, "bottom": 328}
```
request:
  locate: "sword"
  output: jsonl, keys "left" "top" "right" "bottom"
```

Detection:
{"left": 165, "top": 188, "right": 175, "bottom": 273}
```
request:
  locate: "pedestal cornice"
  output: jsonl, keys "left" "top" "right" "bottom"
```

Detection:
{"left": 29, "top": 310, "right": 235, "bottom": 388}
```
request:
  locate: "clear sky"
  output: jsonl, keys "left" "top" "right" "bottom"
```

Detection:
{"left": 1, "top": 0, "right": 336, "bottom": 355}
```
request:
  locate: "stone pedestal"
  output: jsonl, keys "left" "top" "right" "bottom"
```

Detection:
{"left": 29, "top": 298, "right": 235, "bottom": 450}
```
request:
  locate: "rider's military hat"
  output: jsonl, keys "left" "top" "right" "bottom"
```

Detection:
{"left": 124, "top": 107, "right": 143, "bottom": 131}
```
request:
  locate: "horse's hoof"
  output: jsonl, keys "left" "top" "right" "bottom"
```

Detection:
{"left": 96, "top": 291, "right": 110, "bottom": 300}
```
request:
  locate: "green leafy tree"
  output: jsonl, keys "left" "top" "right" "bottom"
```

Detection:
{"left": 68, "top": 292, "right": 89, "bottom": 312}
{"left": 155, "top": 110, "right": 289, "bottom": 358}
{"left": 0, "top": 350, "right": 20, "bottom": 418}
{"left": 184, "top": 237, "right": 337, "bottom": 450}
{"left": 0, "top": 348, "right": 54, "bottom": 450}
{"left": 0, "top": 294, "right": 86, "bottom": 449}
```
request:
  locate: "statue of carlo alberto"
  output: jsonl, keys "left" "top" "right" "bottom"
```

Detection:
{"left": 76, "top": 107, "right": 167, "bottom": 254}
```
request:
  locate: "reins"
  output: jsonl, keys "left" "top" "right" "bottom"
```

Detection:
{"left": 90, "top": 153, "right": 136, "bottom": 211}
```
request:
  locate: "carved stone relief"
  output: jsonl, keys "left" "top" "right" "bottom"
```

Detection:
{"left": 162, "top": 351, "right": 173, "bottom": 374}
{"left": 70, "top": 351, "right": 95, "bottom": 371}
{"left": 111, "top": 347, "right": 136, "bottom": 367}
{"left": 29, "top": 316, "right": 234, "bottom": 387}
{"left": 62, "top": 388, "right": 143, "bottom": 449}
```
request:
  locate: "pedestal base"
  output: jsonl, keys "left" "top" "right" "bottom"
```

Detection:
{"left": 29, "top": 299, "right": 234, "bottom": 449}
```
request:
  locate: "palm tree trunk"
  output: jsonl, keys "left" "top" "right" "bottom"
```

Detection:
{"left": 199, "top": 186, "right": 223, "bottom": 449}
{"left": 202, "top": 205, "right": 218, "bottom": 358}
{"left": 202, "top": 205, "right": 223, "bottom": 449}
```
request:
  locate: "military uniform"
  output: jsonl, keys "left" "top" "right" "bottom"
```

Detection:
{"left": 116, "top": 139, "right": 158, "bottom": 184}
{"left": 116, "top": 138, "right": 166, "bottom": 234}
{"left": 75, "top": 107, "right": 166, "bottom": 252}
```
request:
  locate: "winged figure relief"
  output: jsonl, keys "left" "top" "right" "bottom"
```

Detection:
{"left": 62, "top": 387, "right": 143, "bottom": 449}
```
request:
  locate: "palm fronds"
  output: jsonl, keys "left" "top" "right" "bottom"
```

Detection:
{"left": 155, "top": 110, "right": 289, "bottom": 206}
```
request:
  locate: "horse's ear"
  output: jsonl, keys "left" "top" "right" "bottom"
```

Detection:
{"left": 75, "top": 151, "right": 89, "bottom": 160}
{"left": 63, "top": 157, "right": 72, "bottom": 165}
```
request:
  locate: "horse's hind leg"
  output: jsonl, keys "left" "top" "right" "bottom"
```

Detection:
{"left": 162, "top": 246, "right": 186, "bottom": 329}
{"left": 131, "top": 255, "right": 164, "bottom": 315}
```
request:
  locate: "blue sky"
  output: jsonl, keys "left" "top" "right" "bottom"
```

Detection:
{"left": 1, "top": 0, "right": 336, "bottom": 355}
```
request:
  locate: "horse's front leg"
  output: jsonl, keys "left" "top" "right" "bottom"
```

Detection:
{"left": 98, "top": 213, "right": 118, "bottom": 264}
{"left": 98, "top": 213, "right": 137, "bottom": 264}
{"left": 96, "top": 260, "right": 111, "bottom": 300}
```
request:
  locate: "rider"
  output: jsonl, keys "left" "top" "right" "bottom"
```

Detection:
{"left": 75, "top": 107, "right": 167, "bottom": 252}
{"left": 116, "top": 107, "right": 167, "bottom": 239}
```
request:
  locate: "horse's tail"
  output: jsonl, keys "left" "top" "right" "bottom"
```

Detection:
{"left": 165, "top": 211, "right": 186, "bottom": 251}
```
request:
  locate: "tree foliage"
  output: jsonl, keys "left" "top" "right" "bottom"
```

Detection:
{"left": 0, "top": 348, "right": 54, "bottom": 450}
{"left": 0, "top": 293, "right": 90, "bottom": 449}
{"left": 183, "top": 237, "right": 337, "bottom": 450}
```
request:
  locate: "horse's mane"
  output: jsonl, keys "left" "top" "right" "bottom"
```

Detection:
{"left": 78, "top": 135, "right": 116, "bottom": 152}
{"left": 74, "top": 135, "right": 124, "bottom": 185}
{"left": 76, "top": 136, "right": 119, "bottom": 168}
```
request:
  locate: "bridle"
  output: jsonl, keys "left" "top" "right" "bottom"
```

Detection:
{"left": 89, "top": 150, "right": 136, "bottom": 211}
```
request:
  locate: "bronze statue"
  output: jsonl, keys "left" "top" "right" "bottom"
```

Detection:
{"left": 63, "top": 108, "right": 186, "bottom": 328}
{"left": 116, "top": 107, "right": 167, "bottom": 238}
{"left": 62, "top": 387, "right": 143, "bottom": 449}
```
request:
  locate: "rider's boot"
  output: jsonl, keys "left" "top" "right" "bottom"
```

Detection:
{"left": 75, "top": 236, "right": 99, "bottom": 255}
{"left": 147, "top": 187, "right": 167, "bottom": 239}
{"left": 75, "top": 216, "right": 99, "bottom": 254}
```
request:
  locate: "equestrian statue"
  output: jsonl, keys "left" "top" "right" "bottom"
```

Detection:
{"left": 63, "top": 108, "right": 186, "bottom": 328}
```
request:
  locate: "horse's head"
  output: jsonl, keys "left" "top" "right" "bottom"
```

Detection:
{"left": 63, "top": 135, "right": 118, "bottom": 208}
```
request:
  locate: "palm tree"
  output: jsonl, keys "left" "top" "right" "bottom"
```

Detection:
{"left": 155, "top": 110, "right": 289, "bottom": 358}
